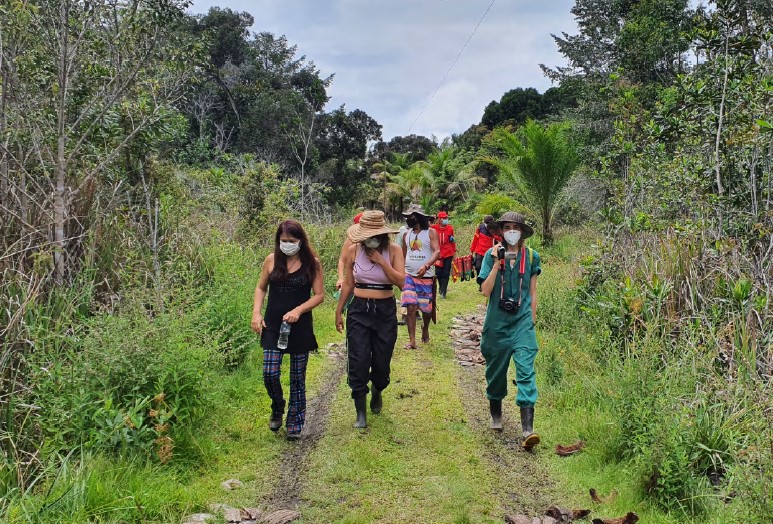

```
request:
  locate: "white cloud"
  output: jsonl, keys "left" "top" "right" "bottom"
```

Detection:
{"left": 188, "top": 0, "right": 577, "bottom": 140}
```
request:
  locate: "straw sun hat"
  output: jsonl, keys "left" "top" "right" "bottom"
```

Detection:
{"left": 347, "top": 210, "right": 399, "bottom": 243}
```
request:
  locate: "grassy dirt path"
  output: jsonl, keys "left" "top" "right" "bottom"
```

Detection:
{"left": 292, "top": 274, "right": 565, "bottom": 523}
{"left": 189, "top": 236, "right": 596, "bottom": 523}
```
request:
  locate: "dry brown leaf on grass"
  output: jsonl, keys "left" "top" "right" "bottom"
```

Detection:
{"left": 591, "top": 512, "right": 639, "bottom": 524}
{"left": 504, "top": 515, "right": 531, "bottom": 524}
{"left": 261, "top": 509, "right": 301, "bottom": 524}
{"left": 545, "top": 505, "right": 591, "bottom": 521}
{"left": 504, "top": 515, "right": 543, "bottom": 524}
{"left": 241, "top": 507, "right": 263, "bottom": 520}
{"left": 589, "top": 488, "right": 619, "bottom": 504}
{"left": 555, "top": 440, "right": 585, "bottom": 456}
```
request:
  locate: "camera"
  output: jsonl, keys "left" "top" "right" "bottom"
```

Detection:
{"left": 497, "top": 245, "right": 506, "bottom": 260}
{"left": 498, "top": 297, "right": 520, "bottom": 314}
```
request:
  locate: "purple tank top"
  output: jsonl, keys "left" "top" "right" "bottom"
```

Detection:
{"left": 354, "top": 245, "right": 392, "bottom": 285}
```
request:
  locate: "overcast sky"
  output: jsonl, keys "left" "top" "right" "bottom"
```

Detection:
{"left": 188, "top": 0, "right": 577, "bottom": 140}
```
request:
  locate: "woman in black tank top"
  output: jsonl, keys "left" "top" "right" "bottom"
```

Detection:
{"left": 251, "top": 220, "right": 324, "bottom": 440}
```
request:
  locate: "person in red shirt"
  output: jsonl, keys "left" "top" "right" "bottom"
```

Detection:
{"left": 430, "top": 211, "right": 457, "bottom": 298}
{"left": 470, "top": 215, "right": 502, "bottom": 279}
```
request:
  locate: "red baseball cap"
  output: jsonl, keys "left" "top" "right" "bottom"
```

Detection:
{"left": 437, "top": 211, "right": 449, "bottom": 218}
{"left": 353, "top": 212, "right": 364, "bottom": 224}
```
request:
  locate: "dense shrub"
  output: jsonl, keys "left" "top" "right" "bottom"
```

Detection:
{"left": 576, "top": 229, "right": 771, "bottom": 517}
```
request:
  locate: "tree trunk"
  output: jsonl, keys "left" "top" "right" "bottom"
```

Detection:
{"left": 54, "top": 1, "right": 69, "bottom": 283}
{"left": 542, "top": 206, "right": 553, "bottom": 246}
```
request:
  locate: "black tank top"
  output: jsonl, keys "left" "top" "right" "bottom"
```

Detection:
{"left": 261, "top": 270, "right": 318, "bottom": 354}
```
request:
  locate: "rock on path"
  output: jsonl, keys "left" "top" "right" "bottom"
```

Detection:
{"left": 451, "top": 307, "right": 486, "bottom": 366}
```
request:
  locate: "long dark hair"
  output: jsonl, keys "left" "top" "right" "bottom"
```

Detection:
{"left": 270, "top": 220, "right": 318, "bottom": 283}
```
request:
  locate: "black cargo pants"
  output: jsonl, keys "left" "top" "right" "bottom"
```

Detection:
{"left": 346, "top": 296, "right": 398, "bottom": 399}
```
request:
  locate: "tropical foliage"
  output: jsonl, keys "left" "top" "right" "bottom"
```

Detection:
{"left": 480, "top": 121, "right": 579, "bottom": 244}
{"left": 1, "top": 0, "right": 770, "bottom": 521}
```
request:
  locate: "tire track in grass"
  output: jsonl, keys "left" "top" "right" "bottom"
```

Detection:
{"left": 263, "top": 350, "right": 347, "bottom": 512}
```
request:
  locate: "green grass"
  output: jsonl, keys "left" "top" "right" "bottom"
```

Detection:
{"left": 301, "top": 295, "right": 507, "bottom": 523}
{"left": 6, "top": 227, "right": 760, "bottom": 523}
{"left": 532, "top": 231, "right": 750, "bottom": 524}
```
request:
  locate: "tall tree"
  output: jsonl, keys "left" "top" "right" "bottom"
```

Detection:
{"left": 480, "top": 122, "right": 580, "bottom": 244}
{"left": 0, "top": 0, "right": 197, "bottom": 282}
{"left": 371, "top": 134, "right": 437, "bottom": 163}
{"left": 189, "top": 7, "right": 254, "bottom": 125}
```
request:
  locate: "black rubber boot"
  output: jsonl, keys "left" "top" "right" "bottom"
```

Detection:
{"left": 489, "top": 399, "right": 503, "bottom": 431}
{"left": 353, "top": 396, "right": 367, "bottom": 428}
{"left": 269, "top": 398, "right": 285, "bottom": 432}
{"left": 370, "top": 388, "right": 383, "bottom": 414}
{"left": 520, "top": 406, "right": 540, "bottom": 449}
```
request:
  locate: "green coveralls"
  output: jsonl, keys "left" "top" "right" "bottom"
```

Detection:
{"left": 478, "top": 247, "right": 542, "bottom": 407}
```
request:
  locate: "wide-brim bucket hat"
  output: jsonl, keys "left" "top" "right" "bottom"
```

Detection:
{"left": 347, "top": 210, "right": 400, "bottom": 243}
{"left": 401, "top": 203, "right": 433, "bottom": 218}
{"left": 495, "top": 211, "right": 535, "bottom": 239}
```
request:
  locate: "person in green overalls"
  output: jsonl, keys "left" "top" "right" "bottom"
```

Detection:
{"left": 478, "top": 211, "right": 542, "bottom": 449}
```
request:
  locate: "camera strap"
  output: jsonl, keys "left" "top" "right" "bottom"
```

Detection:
{"left": 500, "top": 247, "right": 526, "bottom": 304}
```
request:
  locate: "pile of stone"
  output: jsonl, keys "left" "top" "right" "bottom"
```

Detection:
{"left": 183, "top": 505, "right": 300, "bottom": 524}
{"left": 324, "top": 342, "right": 346, "bottom": 359}
{"left": 450, "top": 311, "right": 486, "bottom": 366}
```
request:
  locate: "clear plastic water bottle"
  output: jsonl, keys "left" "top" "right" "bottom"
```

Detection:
{"left": 277, "top": 321, "right": 291, "bottom": 350}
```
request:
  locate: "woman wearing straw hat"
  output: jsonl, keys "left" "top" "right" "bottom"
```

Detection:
{"left": 477, "top": 211, "right": 542, "bottom": 449}
{"left": 400, "top": 204, "right": 440, "bottom": 349}
{"left": 336, "top": 210, "right": 405, "bottom": 428}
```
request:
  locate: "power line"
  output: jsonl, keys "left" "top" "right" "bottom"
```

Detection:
{"left": 406, "top": 0, "right": 497, "bottom": 135}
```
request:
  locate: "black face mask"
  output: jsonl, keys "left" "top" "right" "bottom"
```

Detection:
{"left": 406, "top": 217, "right": 417, "bottom": 228}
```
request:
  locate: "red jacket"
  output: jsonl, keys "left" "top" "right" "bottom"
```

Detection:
{"left": 470, "top": 224, "right": 500, "bottom": 256}
{"left": 430, "top": 224, "right": 457, "bottom": 260}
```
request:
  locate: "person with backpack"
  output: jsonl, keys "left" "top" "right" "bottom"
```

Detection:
{"left": 477, "top": 212, "right": 542, "bottom": 449}
{"left": 430, "top": 210, "right": 457, "bottom": 298}
{"left": 470, "top": 215, "right": 502, "bottom": 277}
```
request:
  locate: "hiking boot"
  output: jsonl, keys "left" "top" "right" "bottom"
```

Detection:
{"left": 269, "top": 398, "right": 285, "bottom": 432}
{"left": 353, "top": 396, "right": 367, "bottom": 428}
{"left": 489, "top": 399, "right": 503, "bottom": 431}
{"left": 520, "top": 406, "right": 540, "bottom": 449}
{"left": 370, "top": 388, "right": 383, "bottom": 414}
{"left": 286, "top": 432, "right": 301, "bottom": 441}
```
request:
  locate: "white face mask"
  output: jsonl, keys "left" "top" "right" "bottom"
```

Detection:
{"left": 279, "top": 241, "right": 301, "bottom": 256}
{"left": 363, "top": 237, "right": 380, "bottom": 249}
{"left": 441, "top": 219, "right": 449, "bottom": 225}
{"left": 504, "top": 230, "right": 521, "bottom": 246}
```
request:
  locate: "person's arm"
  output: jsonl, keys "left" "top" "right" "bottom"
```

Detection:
{"left": 251, "top": 254, "right": 273, "bottom": 333}
{"left": 470, "top": 230, "right": 479, "bottom": 255}
{"left": 283, "top": 259, "right": 325, "bottom": 323}
{"left": 480, "top": 245, "right": 501, "bottom": 298}
{"left": 401, "top": 231, "right": 408, "bottom": 260}
{"left": 335, "top": 245, "right": 356, "bottom": 333}
{"left": 418, "top": 229, "right": 441, "bottom": 276}
{"left": 336, "top": 238, "right": 353, "bottom": 290}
